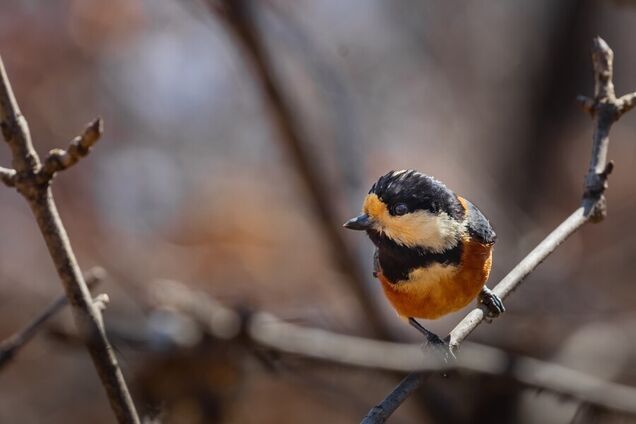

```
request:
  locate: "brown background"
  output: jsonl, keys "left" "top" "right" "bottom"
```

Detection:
{"left": 0, "top": 1, "right": 636, "bottom": 423}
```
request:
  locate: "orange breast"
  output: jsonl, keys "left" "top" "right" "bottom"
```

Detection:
{"left": 378, "top": 239, "right": 493, "bottom": 319}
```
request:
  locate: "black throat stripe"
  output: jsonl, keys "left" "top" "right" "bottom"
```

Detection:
{"left": 368, "top": 230, "right": 462, "bottom": 283}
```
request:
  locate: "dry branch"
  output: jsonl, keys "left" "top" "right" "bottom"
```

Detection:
{"left": 0, "top": 267, "right": 105, "bottom": 369}
{"left": 361, "top": 36, "right": 636, "bottom": 424}
{"left": 144, "top": 280, "right": 636, "bottom": 416}
{"left": 0, "top": 57, "right": 139, "bottom": 423}
{"left": 39, "top": 118, "right": 103, "bottom": 183}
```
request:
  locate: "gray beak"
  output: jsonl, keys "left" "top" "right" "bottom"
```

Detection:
{"left": 343, "top": 214, "right": 374, "bottom": 231}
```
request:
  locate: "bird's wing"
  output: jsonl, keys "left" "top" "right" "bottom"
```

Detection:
{"left": 463, "top": 199, "right": 496, "bottom": 245}
{"left": 373, "top": 248, "right": 381, "bottom": 278}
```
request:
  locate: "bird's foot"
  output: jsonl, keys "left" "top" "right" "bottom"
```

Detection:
{"left": 409, "top": 318, "right": 455, "bottom": 364}
{"left": 479, "top": 287, "right": 505, "bottom": 322}
{"left": 420, "top": 333, "right": 456, "bottom": 364}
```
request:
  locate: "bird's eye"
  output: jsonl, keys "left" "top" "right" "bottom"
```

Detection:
{"left": 393, "top": 203, "right": 408, "bottom": 216}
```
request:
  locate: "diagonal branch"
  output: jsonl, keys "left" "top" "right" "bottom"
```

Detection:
{"left": 0, "top": 267, "right": 105, "bottom": 370}
{"left": 0, "top": 56, "right": 139, "bottom": 423}
{"left": 145, "top": 280, "right": 636, "bottom": 417}
{"left": 0, "top": 59, "right": 40, "bottom": 174}
{"left": 361, "top": 36, "right": 636, "bottom": 424}
{"left": 448, "top": 208, "right": 587, "bottom": 350}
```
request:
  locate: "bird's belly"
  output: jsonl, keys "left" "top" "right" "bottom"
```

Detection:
{"left": 378, "top": 240, "right": 493, "bottom": 319}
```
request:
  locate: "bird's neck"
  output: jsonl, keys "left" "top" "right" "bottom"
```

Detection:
{"left": 369, "top": 230, "right": 462, "bottom": 283}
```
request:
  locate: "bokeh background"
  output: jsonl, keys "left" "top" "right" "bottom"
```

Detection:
{"left": 1, "top": 1, "right": 636, "bottom": 423}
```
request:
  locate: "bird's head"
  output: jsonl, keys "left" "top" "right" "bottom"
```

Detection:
{"left": 343, "top": 170, "right": 466, "bottom": 253}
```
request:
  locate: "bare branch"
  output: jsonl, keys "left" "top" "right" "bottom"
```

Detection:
{"left": 0, "top": 166, "right": 15, "bottom": 186}
{"left": 362, "top": 373, "right": 428, "bottom": 422}
{"left": 362, "top": 343, "right": 636, "bottom": 420}
{"left": 0, "top": 58, "right": 40, "bottom": 174}
{"left": 146, "top": 280, "right": 636, "bottom": 417}
{"left": 361, "top": 36, "right": 635, "bottom": 424}
{"left": 617, "top": 92, "right": 636, "bottom": 114}
{"left": 0, "top": 56, "right": 140, "bottom": 423}
{"left": 449, "top": 208, "right": 587, "bottom": 349}
{"left": 0, "top": 267, "right": 105, "bottom": 370}
{"left": 591, "top": 37, "right": 615, "bottom": 101}
{"left": 39, "top": 118, "right": 103, "bottom": 182}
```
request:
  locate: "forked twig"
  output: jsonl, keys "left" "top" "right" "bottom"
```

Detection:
{"left": 0, "top": 57, "right": 139, "bottom": 423}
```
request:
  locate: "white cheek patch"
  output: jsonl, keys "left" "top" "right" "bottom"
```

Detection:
{"left": 378, "top": 210, "right": 466, "bottom": 252}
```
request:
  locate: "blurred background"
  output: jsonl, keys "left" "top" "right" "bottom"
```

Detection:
{"left": 1, "top": 1, "right": 636, "bottom": 423}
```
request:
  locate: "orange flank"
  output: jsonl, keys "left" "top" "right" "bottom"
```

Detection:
{"left": 377, "top": 238, "right": 493, "bottom": 319}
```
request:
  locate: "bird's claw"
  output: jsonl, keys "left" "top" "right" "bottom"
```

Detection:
{"left": 479, "top": 287, "right": 505, "bottom": 322}
{"left": 409, "top": 317, "right": 455, "bottom": 364}
{"left": 420, "top": 333, "right": 456, "bottom": 364}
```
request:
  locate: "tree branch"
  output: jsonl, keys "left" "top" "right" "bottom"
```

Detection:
{"left": 39, "top": 118, "right": 103, "bottom": 183}
{"left": 616, "top": 92, "right": 636, "bottom": 115}
{"left": 448, "top": 208, "right": 587, "bottom": 349}
{"left": 0, "top": 267, "right": 105, "bottom": 370}
{"left": 0, "top": 60, "right": 39, "bottom": 175}
{"left": 144, "top": 280, "right": 636, "bottom": 417}
{"left": 0, "top": 56, "right": 139, "bottom": 424}
{"left": 360, "top": 36, "right": 635, "bottom": 424}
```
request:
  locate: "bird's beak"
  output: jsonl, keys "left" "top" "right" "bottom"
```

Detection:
{"left": 343, "top": 214, "right": 374, "bottom": 231}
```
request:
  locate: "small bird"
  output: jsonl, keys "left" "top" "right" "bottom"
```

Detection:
{"left": 343, "top": 170, "right": 504, "bottom": 348}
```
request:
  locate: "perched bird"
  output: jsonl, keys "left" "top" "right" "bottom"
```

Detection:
{"left": 343, "top": 170, "right": 504, "bottom": 348}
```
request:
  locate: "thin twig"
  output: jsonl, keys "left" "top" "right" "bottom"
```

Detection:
{"left": 448, "top": 208, "right": 587, "bottom": 349}
{"left": 616, "top": 92, "right": 636, "bottom": 114}
{"left": 0, "top": 56, "right": 139, "bottom": 423}
{"left": 360, "top": 36, "right": 636, "bottom": 424}
{"left": 210, "top": 0, "right": 392, "bottom": 338}
{"left": 39, "top": 118, "right": 103, "bottom": 183}
{"left": 144, "top": 280, "right": 636, "bottom": 416}
{"left": 0, "top": 62, "right": 39, "bottom": 175}
{"left": 0, "top": 267, "right": 106, "bottom": 369}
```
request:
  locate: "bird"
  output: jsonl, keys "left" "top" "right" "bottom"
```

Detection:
{"left": 343, "top": 169, "right": 504, "bottom": 351}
